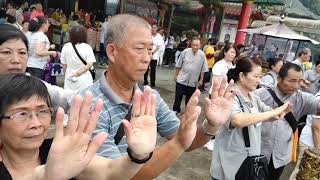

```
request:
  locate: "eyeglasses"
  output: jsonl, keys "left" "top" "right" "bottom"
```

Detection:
{"left": 2, "top": 107, "right": 53, "bottom": 122}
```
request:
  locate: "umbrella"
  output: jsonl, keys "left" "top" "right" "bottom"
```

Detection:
{"left": 239, "top": 23, "right": 319, "bottom": 44}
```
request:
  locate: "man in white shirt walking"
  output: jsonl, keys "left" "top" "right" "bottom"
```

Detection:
{"left": 99, "top": 14, "right": 111, "bottom": 68}
{"left": 144, "top": 23, "right": 163, "bottom": 88}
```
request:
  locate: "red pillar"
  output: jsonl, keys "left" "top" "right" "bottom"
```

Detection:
{"left": 234, "top": 0, "right": 254, "bottom": 45}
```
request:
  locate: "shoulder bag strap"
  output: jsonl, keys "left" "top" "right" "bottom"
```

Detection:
{"left": 236, "top": 95, "right": 250, "bottom": 148}
{"left": 266, "top": 88, "right": 298, "bottom": 131}
{"left": 72, "top": 43, "right": 87, "bottom": 66}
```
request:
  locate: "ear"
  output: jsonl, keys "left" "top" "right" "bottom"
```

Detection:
{"left": 106, "top": 44, "right": 116, "bottom": 64}
{"left": 239, "top": 72, "right": 245, "bottom": 82}
{"left": 277, "top": 76, "right": 281, "bottom": 84}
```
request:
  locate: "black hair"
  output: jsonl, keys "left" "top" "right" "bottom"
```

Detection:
{"left": 72, "top": 14, "right": 79, "bottom": 21}
{"left": 268, "top": 58, "right": 283, "bottom": 70}
{"left": 227, "top": 56, "right": 262, "bottom": 82}
{"left": 28, "top": 16, "right": 47, "bottom": 32}
{"left": 6, "top": 14, "right": 16, "bottom": 24}
{"left": 298, "top": 48, "right": 310, "bottom": 57}
{"left": 216, "top": 43, "right": 236, "bottom": 62}
{"left": 278, "top": 62, "right": 302, "bottom": 79}
{"left": 0, "top": 24, "right": 28, "bottom": 49}
{"left": 315, "top": 60, "right": 320, "bottom": 67}
{"left": 0, "top": 74, "right": 51, "bottom": 120}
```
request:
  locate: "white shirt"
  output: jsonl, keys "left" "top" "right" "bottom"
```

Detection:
{"left": 100, "top": 21, "right": 108, "bottom": 43}
{"left": 27, "top": 32, "right": 50, "bottom": 69}
{"left": 61, "top": 42, "right": 96, "bottom": 91}
{"left": 151, "top": 33, "right": 164, "bottom": 60}
{"left": 300, "top": 115, "right": 317, "bottom": 148}
{"left": 209, "top": 59, "right": 235, "bottom": 93}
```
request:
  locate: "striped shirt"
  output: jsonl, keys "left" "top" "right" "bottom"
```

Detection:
{"left": 80, "top": 75, "right": 180, "bottom": 159}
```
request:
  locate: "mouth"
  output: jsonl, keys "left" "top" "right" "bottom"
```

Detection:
{"left": 24, "top": 133, "right": 44, "bottom": 141}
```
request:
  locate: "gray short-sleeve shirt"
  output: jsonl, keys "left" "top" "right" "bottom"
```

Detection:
{"left": 176, "top": 48, "right": 208, "bottom": 87}
{"left": 210, "top": 89, "right": 271, "bottom": 180}
{"left": 254, "top": 86, "right": 320, "bottom": 168}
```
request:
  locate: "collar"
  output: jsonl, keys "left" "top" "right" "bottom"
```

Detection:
{"left": 99, "top": 72, "right": 139, "bottom": 105}
{"left": 274, "top": 85, "right": 295, "bottom": 101}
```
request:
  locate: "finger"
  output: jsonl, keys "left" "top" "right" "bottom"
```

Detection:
{"left": 204, "top": 97, "right": 212, "bottom": 116}
{"left": 210, "top": 77, "right": 220, "bottom": 100}
{"left": 227, "top": 89, "right": 237, "bottom": 101}
{"left": 122, "top": 119, "right": 133, "bottom": 141}
{"left": 140, "top": 86, "right": 150, "bottom": 116}
{"left": 84, "top": 98, "right": 103, "bottom": 135}
{"left": 218, "top": 76, "right": 227, "bottom": 97}
{"left": 85, "top": 132, "right": 108, "bottom": 160}
{"left": 151, "top": 95, "right": 156, "bottom": 117}
{"left": 185, "top": 90, "right": 200, "bottom": 117}
{"left": 55, "top": 107, "right": 65, "bottom": 139}
{"left": 77, "top": 92, "right": 93, "bottom": 133}
{"left": 144, "top": 86, "right": 152, "bottom": 115}
{"left": 224, "top": 79, "right": 234, "bottom": 98}
{"left": 131, "top": 89, "right": 142, "bottom": 118}
{"left": 66, "top": 95, "right": 82, "bottom": 135}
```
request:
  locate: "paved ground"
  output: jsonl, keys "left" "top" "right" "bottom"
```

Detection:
{"left": 54, "top": 65, "right": 295, "bottom": 180}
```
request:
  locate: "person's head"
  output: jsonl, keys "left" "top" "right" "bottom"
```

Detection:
{"left": 151, "top": 22, "right": 158, "bottom": 35}
{"left": 6, "top": 14, "right": 16, "bottom": 24}
{"left": 227, "top": 57, "right": 262, "bottom": 92}
{"left": 28, "top": 16, "right": 49, "bottom": 33}
{"left": 190, "top": 36, "right": 201, "bottom": 54}
{"left": 222, "top": 43, "right": 236, "bottom": 62}
{"left": 22, "top": 20, "right": 29, "bottom": 32}
{"left": 268, "top": 58, "right": 283, "bottom": 74}
{"left": 16, "top": 14, "right": 24, "bottom": 25}
{"left": 277, "top": 63, "right": 303, "bottom": 95}
{"left": 270, "top": 43, "right": 277, "bottom": 52}
{"left": 105, "top": 14, "right": 152, "bottom": 83}
{"left": 105, "top": 14, "right": 111, "bottom": 21}
{"left": 0, "top": 24, "right": 28, "bottom": 74}
{"left": 314, "top": 60, "right": 320, "bottom": 74}
{"left": 0, "top": 74, "right": 51, "bottom": 151}
{"left": 72, "top": 14, "right": 79, "bottom": 21}
{"left": 298, "top": 48, "right": 311, "bottom": 63}
{"left": 35, "top": 3, "right": 43, "bottom": 11}
{"left": 209, "top": 38, "right": 217, "bottom": 46}
{"left": 69, "top": 25, "right": 87, "bottom": 44}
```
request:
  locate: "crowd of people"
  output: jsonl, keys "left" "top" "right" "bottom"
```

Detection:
{"left": 0, "top": 1, "right": 320, "bottom": 180}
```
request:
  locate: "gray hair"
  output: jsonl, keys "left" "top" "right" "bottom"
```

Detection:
{"left": 105, "top": 14, "right": 151, "bottom": 46}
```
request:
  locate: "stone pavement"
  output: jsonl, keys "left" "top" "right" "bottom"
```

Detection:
{"left": 54, "top": 65, "right": 294, "bottom": 180}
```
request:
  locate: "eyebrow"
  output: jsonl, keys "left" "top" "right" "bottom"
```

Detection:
{"left": 8, "top": 104, "right": 48, "bottom": 112}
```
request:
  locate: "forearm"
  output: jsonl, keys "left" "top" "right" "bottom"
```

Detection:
{"left": 131, "top": 138, "right": 185, "bottom": 179}
{"left": 187, "top": 120, "right": 218, "bottom": 151}
{"left": 174, "top": 68, "right": 180, "bottom": 79}
{"left": 76, "top": 63, "right": 93, "bottom": 76}
{"left": 152, "top": 46, "right": 160, "bottom": 54}
{"left": 36, "top": 50, "right": 55, "bottom": 57}
{"left": 231, "top": 110, "right": 277, "bottom": 128}
{"left": 78, "top": 155, "right": 143, "bottom": 180}
{"left": 312, "top": 119, "right": 320, "bottom": 149}
{"left": 199, "top": 73, "right": 205, "bottom": 83}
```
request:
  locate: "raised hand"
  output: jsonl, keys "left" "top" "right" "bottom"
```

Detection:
{"left": 174, "top": 89, "right": 201, "bottom": 150}
{"left": 204, "top": 76, "right": 236, "bottom": 127}
{"left": 45, "top": 92, "right": 107, "bottom": 180}
{"left": 273, "top": 102, "right": 292, "bottom": 120}
{"left": 123, "top": 86, "right": 157, "bottom": 159}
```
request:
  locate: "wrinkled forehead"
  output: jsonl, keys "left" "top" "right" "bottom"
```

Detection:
{"left": 122, "top": 26, "right": 152, "bottom": 44}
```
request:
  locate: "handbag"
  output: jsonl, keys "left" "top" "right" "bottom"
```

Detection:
{"left": 71, "top": 43, "right": 96, "bottom": 80}
{"left": 235, "top": 95, "right": 269, "bottom": 180}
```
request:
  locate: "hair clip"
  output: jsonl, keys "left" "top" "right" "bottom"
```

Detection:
{"left": 33, "top": 17, "right": 39, "bottom": 22}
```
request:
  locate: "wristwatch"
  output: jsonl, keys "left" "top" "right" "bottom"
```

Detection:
{"left": 127, "top": 148, "right": 153, "bottom": 164}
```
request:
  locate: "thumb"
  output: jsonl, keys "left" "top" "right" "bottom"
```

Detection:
{"left": 122, "top": 119, "right": 133, "bottom": 140}
{"left": 85, "top": 132, "right": 108, "bottom": 161}
{"left": 204, "top": 97, "right": 212, "bottom": 115}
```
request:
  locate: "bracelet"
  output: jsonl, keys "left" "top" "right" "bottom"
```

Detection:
{"left": 127, "top": 148, "right": 153, "bottom": 164}
{"left": 201, "top": 120, "right": 219, "bottom": 137}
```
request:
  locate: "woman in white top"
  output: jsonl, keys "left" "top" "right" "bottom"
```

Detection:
{"left": 61, "top": 25, "right": 96, "bottom": 91}
{"left": 209, "top": 44, "right": 236, "bottom": 93}
{"left": 26, "top": 16, "right": 57, "bottom": 80}
{"left": 260, "top": 58, "right": 283, "bottom": 88}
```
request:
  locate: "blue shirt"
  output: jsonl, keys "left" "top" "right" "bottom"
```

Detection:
{"left": 80, "top": 75, "right": 180, "bottom": 158}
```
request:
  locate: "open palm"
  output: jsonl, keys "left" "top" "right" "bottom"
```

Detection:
{"left": 205, "top": 77, "right": 236, "bottom": 127}
{"left": 123, "top": 86, "right": 157, "bottom": 159}
{"left": 45, "top": 92, "right": 107, "bottom": 179}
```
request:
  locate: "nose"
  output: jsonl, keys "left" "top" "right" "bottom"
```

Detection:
{"left": 142, "top": 48, "right": 152, "bottom": 64}
{"left": 11, "top": 52, "right": 22, "bottom": 64}
{"left": 28, "top": 112, "right": 43, "bottom": 127}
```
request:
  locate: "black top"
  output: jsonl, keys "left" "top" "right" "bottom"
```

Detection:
{"left": 0, "top": 139, "right": 76, "bottom": 180}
